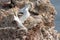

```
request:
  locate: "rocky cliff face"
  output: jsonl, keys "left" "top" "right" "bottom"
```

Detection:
{"left": 0, "top": 0, "right": 59, "bottom": 40}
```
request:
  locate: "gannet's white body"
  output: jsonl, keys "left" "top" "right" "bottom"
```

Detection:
{"left": 13, "top": 3, "right": 31, "bottom": 32}
{"left": 19, "top": 4, "right": 30, "bottom": 23}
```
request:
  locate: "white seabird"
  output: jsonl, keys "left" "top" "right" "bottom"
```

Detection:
{"left": 13, "top": 3, "right": 31, "bottom": 32}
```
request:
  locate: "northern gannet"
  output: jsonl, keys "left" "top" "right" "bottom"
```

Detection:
{"left": 13, "top": 3, "right": 31, "bottom": 32}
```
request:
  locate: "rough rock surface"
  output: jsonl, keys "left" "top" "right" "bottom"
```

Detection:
{"left": 0, "top": 0, "right": 59, "bottom": 40}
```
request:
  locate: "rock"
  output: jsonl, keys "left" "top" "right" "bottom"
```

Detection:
{"left": 0, "top": 0, "right": 59, "bottom": 40}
